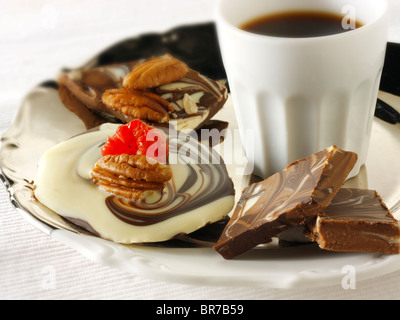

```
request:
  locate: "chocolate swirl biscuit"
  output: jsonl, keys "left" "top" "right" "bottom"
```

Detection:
{"left": 33, "top": 124, "right": 235, "bottom": 244}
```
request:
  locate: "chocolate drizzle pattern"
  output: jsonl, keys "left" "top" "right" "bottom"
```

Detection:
{"left": 324, "top": 188, "right": 395, "bottom": 221}
{"left": 153, "top": 69, "right": 227, "bottom": 119}
{"left": 105, "top": 149, "right": 235, "bottom": 227}
{"left": 222, "top": 150, "right": 329, "bottom": 239}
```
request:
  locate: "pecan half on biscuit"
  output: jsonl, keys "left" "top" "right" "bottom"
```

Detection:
{"left": 91, "top": 154, "right": 172, "bottom": 199}
{"left": 102, "top": 88, "right": 172, "bottom": 123}
{"left": 123, "top": 54, "right": 189, "bottom": 90}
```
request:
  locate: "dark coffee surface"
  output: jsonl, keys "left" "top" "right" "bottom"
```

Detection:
{"left": 240, "top": 11, "right": 362, "bottom": 38}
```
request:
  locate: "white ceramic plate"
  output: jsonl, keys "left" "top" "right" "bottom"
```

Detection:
{"left": 2, "top": 78, "right": 400, "bottom": 288}
{"left": 2, "top": 23, "right": 400, "bottom": 288}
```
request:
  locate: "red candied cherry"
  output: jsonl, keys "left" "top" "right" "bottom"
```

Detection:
{"left": 101, "top": 119, "right": 168, "bottom": 163}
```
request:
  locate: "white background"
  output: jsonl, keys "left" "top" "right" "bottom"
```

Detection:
{"left": 1, "top": 0, "right": 400, "bottom": 299}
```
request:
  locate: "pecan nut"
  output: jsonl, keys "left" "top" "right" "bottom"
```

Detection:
{"left": 91, "top": 154, "right": 172, "bottom": 199}
{"left": 122, "top": 54, "right": 189, "bottom": 90}
{"left": 102, "top": 88, "right": 172, "bottom": 123}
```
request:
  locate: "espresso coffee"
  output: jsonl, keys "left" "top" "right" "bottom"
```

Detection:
{"left": 240, "top": 11, "right": 363, "bottom": 38}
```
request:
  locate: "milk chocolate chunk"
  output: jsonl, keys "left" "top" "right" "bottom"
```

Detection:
{"left": 308, "top": 188, "right": 400, "bottom": 254}
{"left": 214, "top": 146, "right": 357, "bottom": 259}
{"left": 57, "top": 55, "right": 228, "bottom": 131}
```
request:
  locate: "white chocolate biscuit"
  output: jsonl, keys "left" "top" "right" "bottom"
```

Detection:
{"left": 34, "top": 124, "right": 235, "bottom": 244}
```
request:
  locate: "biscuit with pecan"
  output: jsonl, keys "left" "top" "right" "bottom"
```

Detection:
{"left": 57, "top": 55, "right": 228, "bottom": 132}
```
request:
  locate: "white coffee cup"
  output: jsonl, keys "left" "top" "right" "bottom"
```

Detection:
{"left": 216, "top": 0, "right": 388, "bottom": 179}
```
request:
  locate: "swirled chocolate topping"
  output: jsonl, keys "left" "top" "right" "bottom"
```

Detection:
{"left": 307, "top": 188, "right": 400, "bottom": 254}
{"left": 105, "top": 139, "right": 234, "bottom": 226}
{"left": 58, "top": 56, "right": 228, "bottom": 132}
{"left": 214, "top": 146, "right": 357, "bottom": 259}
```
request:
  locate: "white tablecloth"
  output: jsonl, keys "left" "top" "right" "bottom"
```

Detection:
{"left": 1, "top": 0, "right": 400, "bottom": 300}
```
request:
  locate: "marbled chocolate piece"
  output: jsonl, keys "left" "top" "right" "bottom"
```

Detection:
{"left": 58, "top": 56, "right": 228, "bottom": 132}
{"left": 214, "top": 146, "right": 357, "bottom": 259}
{"left": 34, "top": 124, "right": 235, "bottom": 244}
{"left": 308, "top": 188, "right": 400, "bottom": 254}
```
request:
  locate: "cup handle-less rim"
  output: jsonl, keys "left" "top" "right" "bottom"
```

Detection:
{"left": 215, "top": 0, "right": 389, "bottom": 44}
